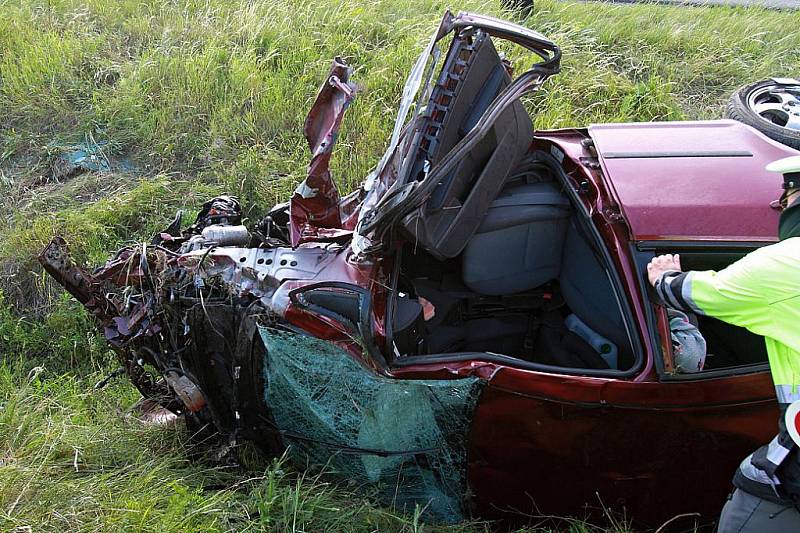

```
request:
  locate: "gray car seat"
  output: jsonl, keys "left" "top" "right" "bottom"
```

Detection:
{"left": 462, "top": 181, "right": 571, "bottom": 295}
{"left": 560, "top": 217, "right": 631, "bottom": 365}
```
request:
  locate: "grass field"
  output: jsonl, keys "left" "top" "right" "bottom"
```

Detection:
{"left": 1, "top": 0, "right": 799, "bottom": 530}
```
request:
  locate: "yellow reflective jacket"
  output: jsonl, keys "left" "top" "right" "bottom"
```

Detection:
{"left": 655, "top": 237, "right": 800, "bottom": 501}
{"left": 655, "top": 237, "right": 800, "bottom": 398}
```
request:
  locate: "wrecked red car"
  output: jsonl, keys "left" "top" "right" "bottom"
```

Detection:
{"left": 40, "top": 11, "right": 800, "bottom": 527}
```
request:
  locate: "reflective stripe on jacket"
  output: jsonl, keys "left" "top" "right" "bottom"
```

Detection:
{"left": 654, "top": 237, "right": 800, "bottom": 501}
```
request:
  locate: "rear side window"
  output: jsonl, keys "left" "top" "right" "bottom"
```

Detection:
{"left": 645, "top": 247, "right": 769, "bottom": 375}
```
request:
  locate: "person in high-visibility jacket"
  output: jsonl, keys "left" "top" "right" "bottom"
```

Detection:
{"left": 648, "top": 155, "right": 800, "bottom": 533}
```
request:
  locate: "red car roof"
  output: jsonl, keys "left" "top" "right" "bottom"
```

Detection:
{"left": 589, "top": 120, "right": 799, "bottom": 243}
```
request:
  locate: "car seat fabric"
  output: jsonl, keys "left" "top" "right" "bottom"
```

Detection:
{"left": 462, "top": 182, "right": 570, "bottom": 295}
{"left": 559, "top": 217, "right": 630, "bottom": 362}
{"left": 399, "top": 30, "right": 534, "bottom": 260}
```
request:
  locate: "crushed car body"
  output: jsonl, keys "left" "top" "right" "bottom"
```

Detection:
{"left": 40, "top": 10, "right": 800, "bottom": 527}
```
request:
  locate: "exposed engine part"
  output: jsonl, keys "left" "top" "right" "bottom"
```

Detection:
{"left": 201, "top": 224, "right": 250, "bottom": 246}
{"left": 164, "top": 371, "right": 207, "bottom": 413}
{"left": 187, "top": 195, "right": 242, "bottom": 234}
{"left": 255, "top": 203, "right": 290, "bottom": 244}
{"left": 152, "top": 196, "right": 247, "bottom": 249}
{"left": 94, "top": 367, "right": 126, "bottom": 390}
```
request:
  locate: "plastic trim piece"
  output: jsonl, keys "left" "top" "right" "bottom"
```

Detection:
{"left": 602, "top": 150, "right": 753, "bottom": 159}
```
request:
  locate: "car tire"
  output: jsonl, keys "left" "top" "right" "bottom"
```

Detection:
{"left": 725, "top": 78, "right": 800, "bottom": 151}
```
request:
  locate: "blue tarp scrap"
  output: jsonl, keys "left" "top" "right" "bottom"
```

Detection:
{"left": 50, "top": 139, "right": 112, "bottom": 180}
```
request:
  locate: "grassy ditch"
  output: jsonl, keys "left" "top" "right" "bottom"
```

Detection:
{"left": 1, "top": 0, "right": 799, "bottom": 530}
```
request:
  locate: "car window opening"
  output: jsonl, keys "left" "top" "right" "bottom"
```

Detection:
{"left": 390, "top": 158, "right": 636, "bottom": 373}
{"left": 657, "top": 251, "right": 769, "bottom": 372}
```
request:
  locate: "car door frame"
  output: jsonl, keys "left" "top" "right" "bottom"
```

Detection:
{"left": 383, "top": 141, "right": 670, "bottom": 521}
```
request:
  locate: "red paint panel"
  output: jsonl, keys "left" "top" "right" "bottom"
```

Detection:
{"left": 289, "top": 59, "right": 357, "bottom": 246}
{"left": 589, "top": 120, "right": 799, "bottom": 242}
{"left": 467, "top": 382, "right": 775, "bottom": 525}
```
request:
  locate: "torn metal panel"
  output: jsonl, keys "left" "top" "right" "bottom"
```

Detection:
{"left": 39, "top": 236, "right": 108, "bottom": 308}
{"left": 353, "top": 11, "right": 560, "bottom": 256}
{"left": 289, "top": 58, "right": 359, "bottom": 247}
{"left": 259, "top": 327, "right": 483, "bottom": 522}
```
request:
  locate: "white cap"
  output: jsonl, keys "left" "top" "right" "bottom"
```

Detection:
{"left": 766, "top": 155, "right": 800, "bottom": 175}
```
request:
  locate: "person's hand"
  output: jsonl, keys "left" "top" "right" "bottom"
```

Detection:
{"left": 647, "top": 254, "right": 681, "bottom": 287}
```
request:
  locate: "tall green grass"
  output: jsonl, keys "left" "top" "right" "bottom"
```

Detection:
{"left": 0, "top": 364, "right": 496, "bottom": 531}
{"left": 1, "top": 0, "right": 799, "bottom": 529}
